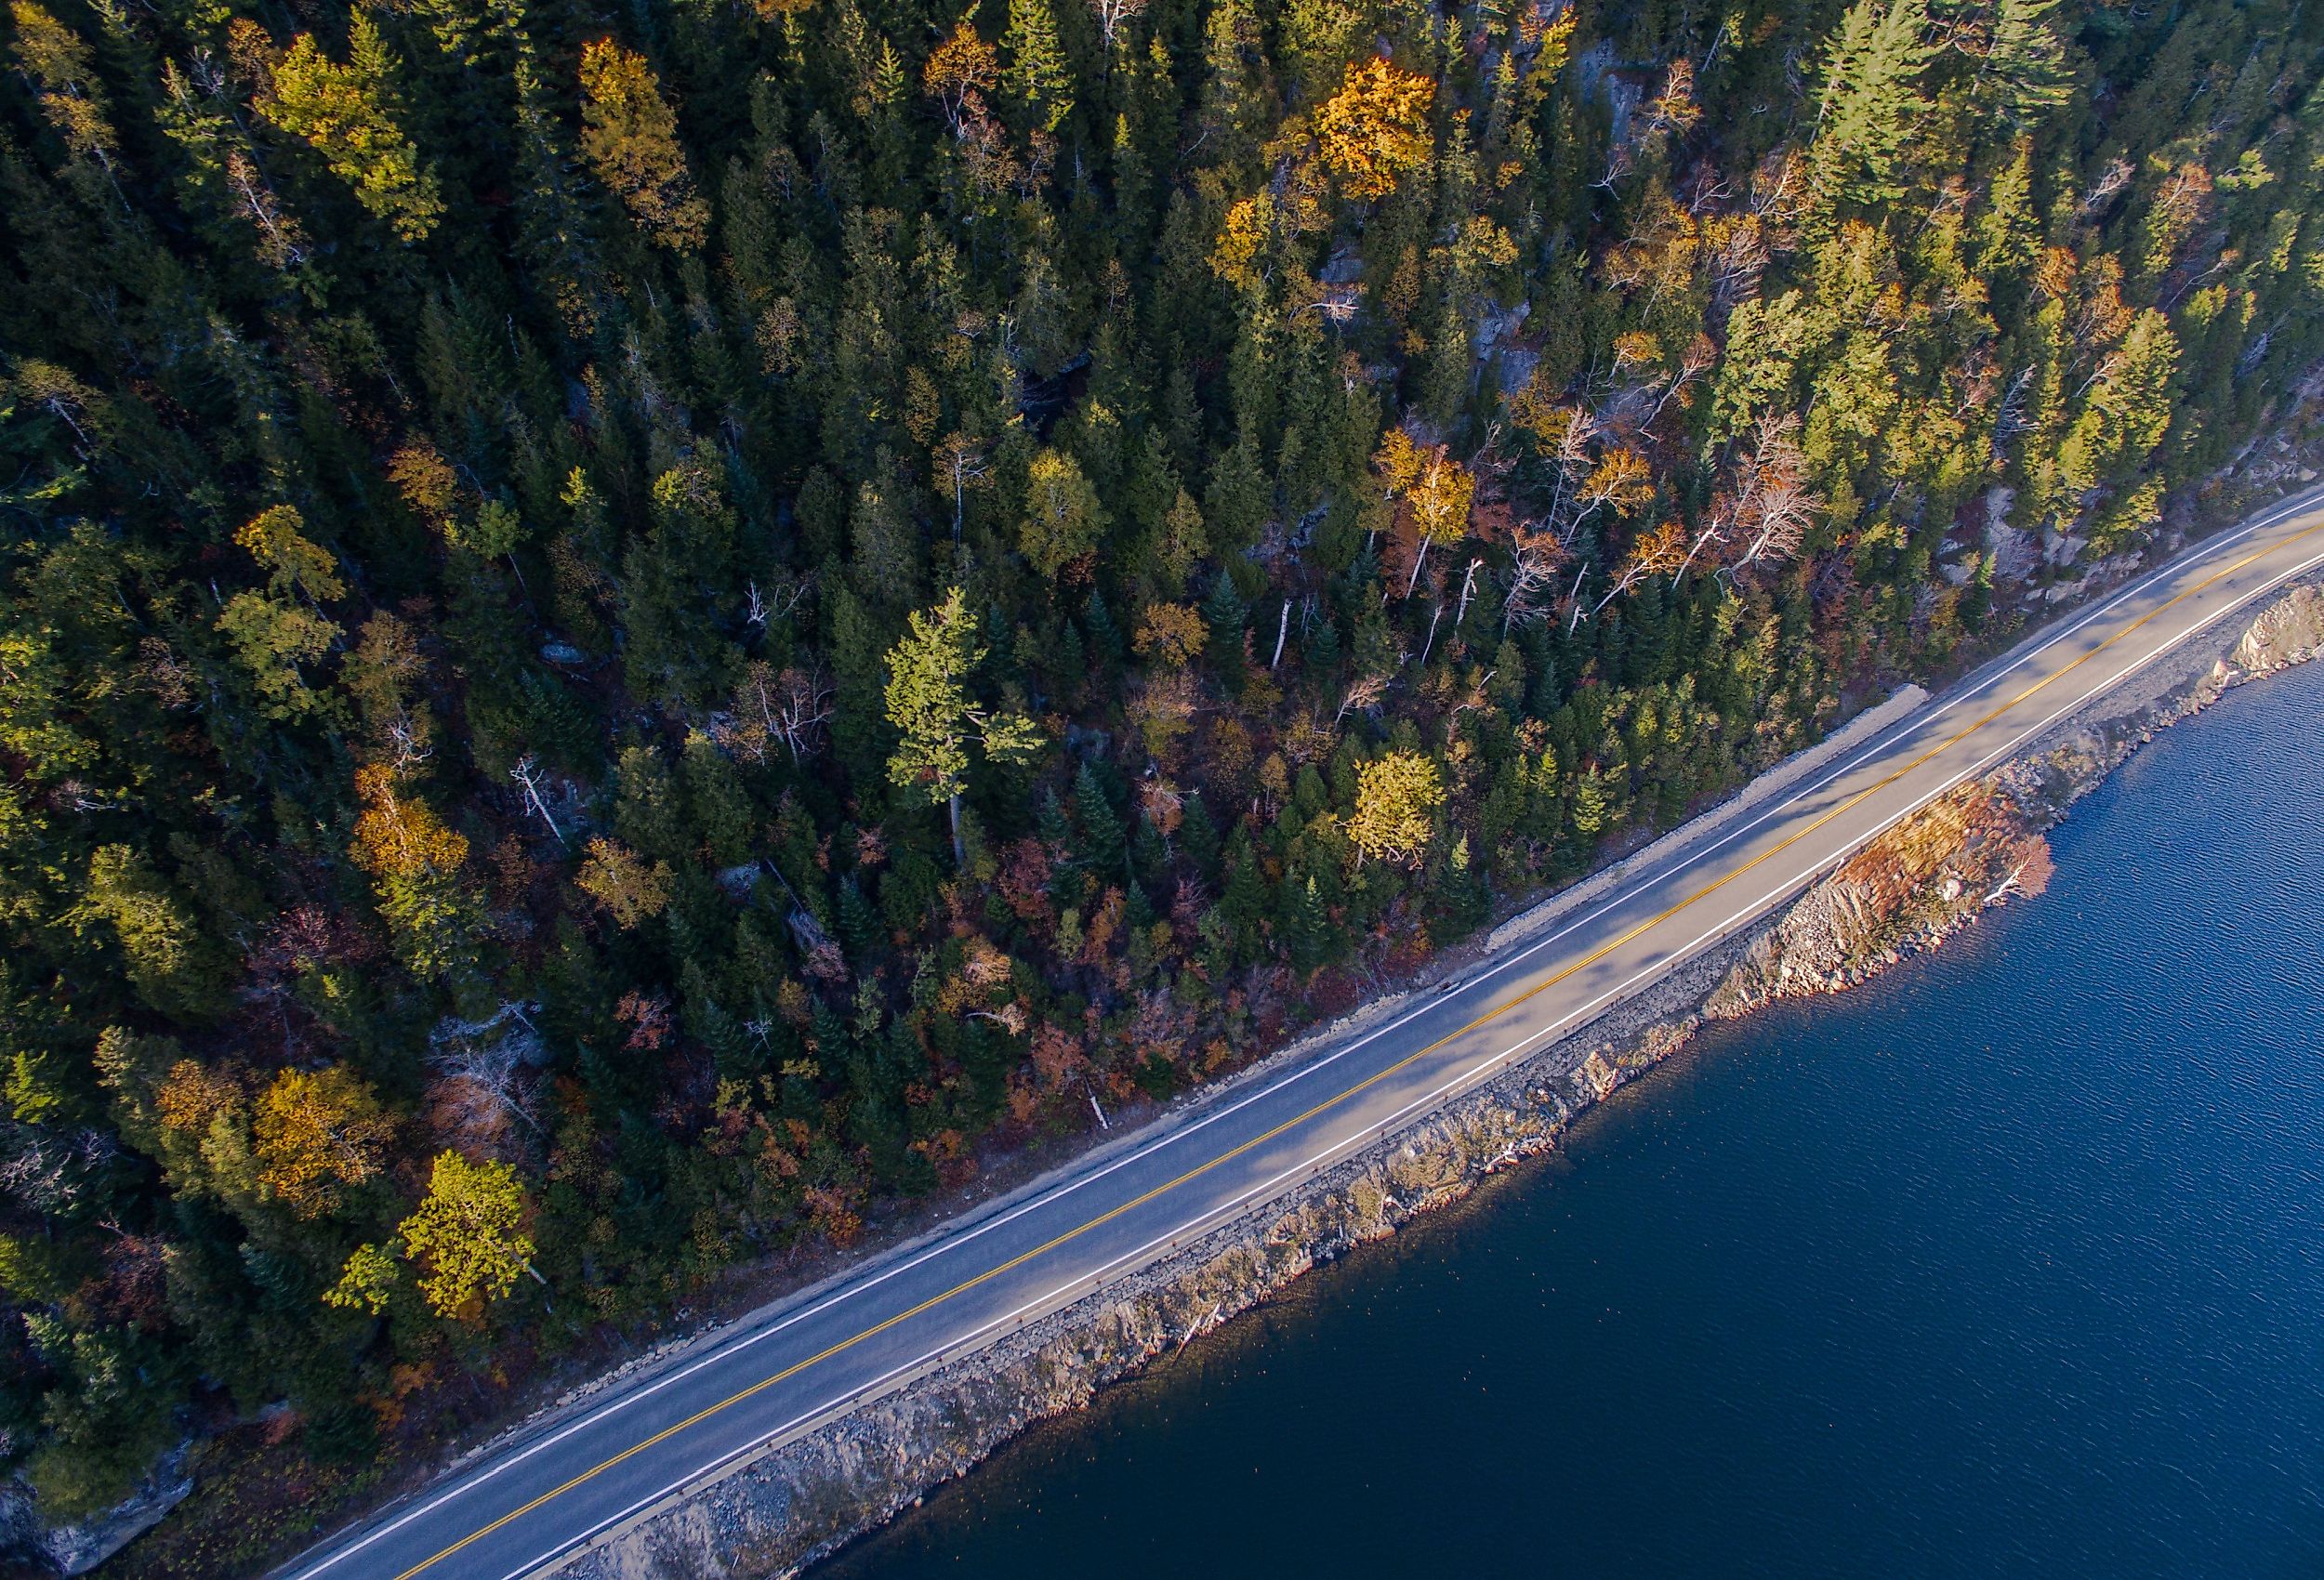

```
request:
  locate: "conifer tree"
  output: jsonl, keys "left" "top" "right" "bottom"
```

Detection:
{"left": 885, "top": 589, "right": 1045, "bottom": 864}
{"left": 1805, "top": 0, "right": 1938, "bottom": 213}
{"left": 260, "top": 15, "right": 444, "bottom": 242}
{"left": 1000, "top": 0, "right": 1075, "bottom": 134}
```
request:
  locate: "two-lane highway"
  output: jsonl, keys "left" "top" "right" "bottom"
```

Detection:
{"left": 283, "top": 488, "right": 2324, "bottom": 1580}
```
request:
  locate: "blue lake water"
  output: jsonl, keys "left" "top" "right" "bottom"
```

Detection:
{"left": 826, "top": 659, "right": 2324, "bottom": 1578}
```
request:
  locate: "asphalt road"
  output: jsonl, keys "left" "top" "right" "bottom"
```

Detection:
{"left": 281, "top": 488, "right": 2324, "bottom": 1580}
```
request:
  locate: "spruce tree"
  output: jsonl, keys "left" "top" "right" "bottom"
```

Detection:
{"left": 1000, "top": 0, "right": 1075, "bottom": 134}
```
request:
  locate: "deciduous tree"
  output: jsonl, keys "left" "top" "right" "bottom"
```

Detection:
{"left": 1346, "top": 751, "right": 1444, "bottom": 865}
{"left": 576, "top": 38, "right": 708, "bottom": 250}
{"left": 394, "top": 1152, "right": 535, "bottom": 1320}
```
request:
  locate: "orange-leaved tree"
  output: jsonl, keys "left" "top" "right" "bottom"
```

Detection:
{"left": 1316, "top": 56, "right": 1435, "bottom": 203}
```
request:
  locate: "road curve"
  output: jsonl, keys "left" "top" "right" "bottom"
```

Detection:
{"left": 279, "top": 488, "right": 2324, "bottom": 1580}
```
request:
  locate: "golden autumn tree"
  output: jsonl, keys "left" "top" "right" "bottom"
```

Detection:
{"left": 1346, "top": 751, "right": 1445, "bottom": 864}
{"left": 575, "top": 836, "right": 671, "bottom": 929}
{"left": 351, "top": 764, "right": 485, "bottom": 982}
{"left": 576, "top": 39, "right": 708, "bottom": 250}
{"left": 923, "top": 15, "right": 1000, "bottom": 135}
{"left": 329, "top": 1153, "right": 535, "bottom": 1320}
{"left": 1373, "top": 430, "right": 1477, "bottom": 595}
{"left": 1133, "top": 603, "right": 1209, "bottom": 668}
{"left": 254, "top": 1065, "right": 396, "bottom": 1219}
{"left": 1316, "top": 56, "right": 1435, "bottom": 202}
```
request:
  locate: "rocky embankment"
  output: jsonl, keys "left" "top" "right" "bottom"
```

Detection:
{"left": 541, "top": 573, "right": 2324, "bottom": 1580}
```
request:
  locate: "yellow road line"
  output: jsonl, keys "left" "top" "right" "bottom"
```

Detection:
{"left": 395, "top": 516, "right": 2321, "bottom": 1580}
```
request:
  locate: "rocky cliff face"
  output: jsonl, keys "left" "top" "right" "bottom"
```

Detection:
{"left": 2231, "top": 582, "right": 2324, "bottom": 673}
{"left": 538, "top": 573, "right": 2324, "bottom": 1580}
{"left": 1704, "top": 778, "right": 2054, "bottom": 1018}
{"left": 2, "top": 1447, "right": 191, "bottom": 1577}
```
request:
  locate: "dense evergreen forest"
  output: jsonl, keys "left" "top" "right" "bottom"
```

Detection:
{"left": 0, "top": 0, "right": 2317, "bottom": 1548}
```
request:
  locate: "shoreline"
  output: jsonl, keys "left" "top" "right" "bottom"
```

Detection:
{"left": 541, "top": 571, "right": 2324, "bottom": 1580}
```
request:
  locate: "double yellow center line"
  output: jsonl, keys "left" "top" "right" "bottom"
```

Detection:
{"left": 390, "top": 514, "right": 2321, "bottom": 1580}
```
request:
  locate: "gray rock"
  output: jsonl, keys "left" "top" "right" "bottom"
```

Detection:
{"left": 1982, "top": 491, "right": 2036, "bottom": 577}
{"left": 7, "top": 1444, "right": 194, "bottom": 1576}
{"left": 2042, "top": 529, "right": 2088, "bottom": 567}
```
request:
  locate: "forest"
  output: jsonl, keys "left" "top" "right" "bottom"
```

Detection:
{"left": 0, "top": 0, "right": 2317, "bottom": 1555}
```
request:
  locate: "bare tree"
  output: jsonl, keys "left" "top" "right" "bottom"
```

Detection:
{"left": 1639, "top": 332, "right": 1719, "bottom": 432}
{"left": 742, "top": 571, "right": 811, "bottom": 632}
{"left": 718, "top": 662, "right": 836, "bottom": 764}
{"left": 1088, "top": 0, "right": 1150, "bottom": 52}
{"left": 508, "top": 755, "right": 566, "bottom": 845}
{"left": 1418, "top": 600, "right": 1446, "bottom": 665}
{"left": 1500, "top": 526, "right": 1570, "bottom": 632}
{"left": 1453, "top": 557, "right": 1486, "bottom": 630}
{"left": 0, "top": 1126, "right": 118, "bottom": 1216}
{"left": 427, "top": 1003, "right": 544, "bottom": 1155}
{"left": 1670, "top": 510, "right": 1729, "bottom": 587}
{"left": 1334, "top": 671, "right": 1389, "bottom": 729}
{"left": 933, "top": 433, "right": 990, "bottom": 544}
{"left": 1729, "top": 413, "right": 1817, "bottom": 573}
{"left": 766, "top": 666, "right": 836, "bottom": 762}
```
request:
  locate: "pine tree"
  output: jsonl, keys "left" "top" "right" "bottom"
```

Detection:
{"left": 1985, "top": 0, "right": 2072, "bottom": 129}
{"left": 884, "top": 588, "right": 1045, "bottom": 864}
{"left": 1072, "top": 760, "right": 1128, "bottom": 874}
{"left": 1282, "top": 873, "right": 1332, "bottom": 972}
{"left": 1205, "top": 428, "right": 1272, "bottom": 553}
{"left": 1000, "top": 0, "right": 1075, "bottom": 134}
{"left": 1220, "top": 836, "right": 1270, "bottom": 967}
{"left": 1202, "top": 571, "right": 1249, "bottom": 691}
{"left": 1805, "top": 0, "right": 1938, "bottom": 214}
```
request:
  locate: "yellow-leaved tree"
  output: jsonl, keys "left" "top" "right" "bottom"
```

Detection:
{"left": 1373, "top": 430, "right": 1477, "bottom": 595}
{"left": 330, "top": 1152, "right": 535, "bottom": 1320}
{"left": 254, "top": 1065, "right": 396, "bottom": 1219}
{"left": 350, "top": 763, "right": 486, "bottom": 983}
{"left": 1345, "top": 751, "right": 1445, "bottom": 865}
{"left": 575, "top": 836, "right": 672, "bottom": 929}
{"left": 214, "top": 505, "right": 346, "bottom": 723}
{"left": 258, "top": 17, "right": 442, "bottom": 242}
{"left": 577, "top": 39, "right": 709, "bottom": 250}
{"left": 1316, "top": 56, "right": 1435, "bottom": 202}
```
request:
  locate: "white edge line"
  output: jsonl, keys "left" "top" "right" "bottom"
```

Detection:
{"left": 285, "top": 493, "right": 2324, "bottom": 1580}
